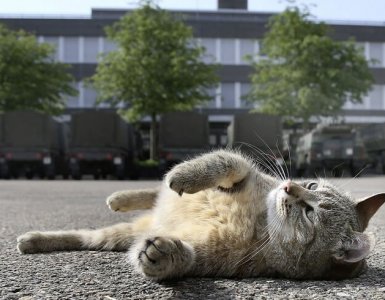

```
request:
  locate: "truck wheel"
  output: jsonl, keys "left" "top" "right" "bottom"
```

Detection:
{"left": 381, "top": 156, "right": 385, "bottom": 174}
{"left": 45, "top": 166, "right": 56, "bottom": 180}
{"left": 71, "top": 170, "right": 82, "bottom": 180}
{"left": 332, "top": 167, "right": 342, "bottom": 178}
{"left": 25, "top": 171, "right": 33, "bottom": 180}
{"left": 116, "top": 168, "right": 125, "bottom": 180}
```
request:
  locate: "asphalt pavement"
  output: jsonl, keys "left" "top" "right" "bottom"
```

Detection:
{"left": 1, "top": 178, "right": 385, "bottom": 299}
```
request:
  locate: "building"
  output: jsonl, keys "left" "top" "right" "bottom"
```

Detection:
{"left": 2, "top": 0, "right": 385, "bottom": 148}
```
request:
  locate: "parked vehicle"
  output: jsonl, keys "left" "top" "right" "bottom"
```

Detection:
{"left": 357, "top": 123, "right": 385, "bottom": 174}
{"left": 159, "top": 112, "right": 210, "bottom": 171}
{"left": 227, "top": 113, "right": 284, "bottom": 176}
{"left": 0, "top": 111, "right": 64, "bottom": 179}
{"left": 295, "top": 124, "right": 367, "bottom": 177}
{"left": 66, "top": 111, "right": 140, "bottom": 179}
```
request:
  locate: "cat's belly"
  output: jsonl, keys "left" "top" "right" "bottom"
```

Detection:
{"left": 151, "top": 186, "right": 261, "bottom": 244}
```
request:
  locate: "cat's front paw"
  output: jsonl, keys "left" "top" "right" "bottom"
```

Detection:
{"left": 129, "top": 237, "right": 194, "bottom": 280}
{"left": 17, "top": 232, "right": 44, "bottom": 254}
{"left": 166, "top": 163, "right": 215, "bottom": 196}
{"left": 106, "top": 192, "right": 124, "bottom": 212}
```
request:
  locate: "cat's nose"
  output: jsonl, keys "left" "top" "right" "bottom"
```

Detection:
{"left": 283, "top": 181, "right": 292, "bottom": 195}
{"left": 283, "top": 181, "right": 299, "bottom": 198}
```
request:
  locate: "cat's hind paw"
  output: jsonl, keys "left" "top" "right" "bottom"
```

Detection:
{"left": 128, "top": 237, "right": 194, "bottom": 280}
{"left": 17, "top": 232, "right": 44, "bottom": 254}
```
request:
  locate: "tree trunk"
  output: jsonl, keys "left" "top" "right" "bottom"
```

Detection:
{"left": 149, "top": 113, "right": 158, "bottom": 161}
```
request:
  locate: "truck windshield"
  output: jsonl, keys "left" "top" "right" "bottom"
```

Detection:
{"left": 322, "top": 137, "right": 354, "bottom": 157}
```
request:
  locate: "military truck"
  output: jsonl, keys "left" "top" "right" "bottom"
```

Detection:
{"left": 0, "top": 111, "right": 64, "bottom": 179}
{"left": 66, "top": 111, "right": 140, "bottom": 179}
{"left": 227, "top": 113, "right": 285, "bottom": 177}
{"left": 159, "top": 112, "right": 210, "bottom": 171}
{"left": 295, "top": 124, "right": 367, "bottom": 177}
{"left": 357, "top": 123, "right": 385, "bottom": 174}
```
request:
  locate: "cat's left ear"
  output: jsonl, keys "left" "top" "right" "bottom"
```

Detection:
{"left": 355, "top": 193, "right": 385, "bottom": 230}
{"left": 333, "top": 231, "right": 375, "bottom": 264}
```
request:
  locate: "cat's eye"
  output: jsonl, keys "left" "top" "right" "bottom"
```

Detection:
{"left": 306, "top": 182, "right": 318, "bottom": 190}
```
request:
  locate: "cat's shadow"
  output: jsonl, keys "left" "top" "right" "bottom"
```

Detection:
{"left": 160, "top": 267, "right": 385, "bottom": 297}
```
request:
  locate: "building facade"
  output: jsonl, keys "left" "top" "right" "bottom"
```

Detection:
{"left": 2, "top": 3, "right": 385, "bottom": 145}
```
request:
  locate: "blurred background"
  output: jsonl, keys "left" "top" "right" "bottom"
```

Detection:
{"left": 0, "top": 0, "right": 385, "bottom": 180}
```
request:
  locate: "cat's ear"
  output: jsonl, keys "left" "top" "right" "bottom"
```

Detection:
{"left": 333, "top": 232, "right": 375, "bottom": 264}
{"left": 355, "top": 193, "right": 385, "bottom": 230}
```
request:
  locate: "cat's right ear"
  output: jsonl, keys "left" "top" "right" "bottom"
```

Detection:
{"left": 355, "top": 193, "right": 385, "bottom": 230}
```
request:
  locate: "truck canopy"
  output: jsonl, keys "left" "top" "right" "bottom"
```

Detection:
{"left": 159, "top": 112, "right": 209, "bottom": 149}
{"left": 0, "top": 111, "right": 61, "bottom": 150}
{"left": 69, "top": 111, "right": 133, "bottom": 150}
{"left": 227, "top": 113, "right": 282, "bottom": 153}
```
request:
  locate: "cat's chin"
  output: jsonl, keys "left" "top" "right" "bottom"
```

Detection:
{"left": 266, "top": 183, "right": 289, "bottom": 219}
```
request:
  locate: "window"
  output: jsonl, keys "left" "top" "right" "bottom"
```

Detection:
{"left": 221, "top": 83, "right": 235, "bottom": 108}
{"left": 202, "top": 87, "right": 217, "bottom": 108}
{"left": 239, "top": 39, "right": 255, "bottom": 64}
{"left": 240, "top": 83, "right": 254, "bottom": 108}
{"left": 103, "top": 39, "right": 117, "bottom": 54}
{"left": 220, "top": 38, "right": 236, "bottom": 64}
{"left": 369, "top": 85, "right": 384, "bottom": 109}
{"left": 83, "top": 37, "right": 99, "bottom": 63}
{"left": 83, "top": 86, "right": 98, "bottom": 107}
{"left": 63, "top": 37, "right": 79, "bottom": 63}
{"left": 369, "top": 43, "right": 383, "bottom": 67}
{"left": 44, "top": 37, "right": 59, "bottom": 61}
{"left": 201, "top": 38, "right": 216, "bottom": 63}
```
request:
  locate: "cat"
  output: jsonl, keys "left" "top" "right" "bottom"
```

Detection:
{"left": 17, "top": 149, "right": 385, "bottom": 280}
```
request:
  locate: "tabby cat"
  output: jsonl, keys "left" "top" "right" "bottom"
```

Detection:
{"left": 17, "top": 150, "right": 385, "bottom": 280}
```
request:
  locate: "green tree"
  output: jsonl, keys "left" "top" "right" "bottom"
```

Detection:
{"left": 247, "top": 7, "right": 374, "bottom": 127}
{"left": 0, "top": 24, "right": 77, "bottom": 115}
{"left": 91, "top": 2, "right": 218, "bottom": 160}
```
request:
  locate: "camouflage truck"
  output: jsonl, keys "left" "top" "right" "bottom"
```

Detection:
{"left": 0, "top": 111, "right": 64, "bottom": 179}
{"left": 357, "top": 123, "right": 385, "bottom": 174}
{"left": 227, "top": 113, "right": 285, "bottom": 177}
{"left": 159, "top": 112, "right": 210, "bottom": 171}
{"left": 66, "top": 111, "right": 140, "bottom": 179}
{"left": 295, "top": 124, "right": 367, "bottom": 177}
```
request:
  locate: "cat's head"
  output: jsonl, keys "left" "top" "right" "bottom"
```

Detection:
{"left": 266, "top": 179, "right": 385, "bottom": 280}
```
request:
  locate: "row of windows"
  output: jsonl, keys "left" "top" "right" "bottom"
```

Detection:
{"left": 40, "top": 36, "right": 385, "bottom": 67}
{"left": 344, "top": 85, "right": 385, "bottom": 110}
{"left": 66, "top": 82, "right": 385, "bottom": 110}
{"left": 66, "top": 81, "right": 255, "bottom": 109}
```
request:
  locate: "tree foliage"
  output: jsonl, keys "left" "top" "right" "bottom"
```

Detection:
{"left": 0, "top": 24, "right": 77, "bottom": 114}
{"left": 91, "top": 1, "right": 218, "bottom": 159}
{"left": 247, "top": 8, "right": 374, "bottom": 124}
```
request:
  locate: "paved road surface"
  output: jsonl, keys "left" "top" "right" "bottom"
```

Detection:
{"left": 1, "top": 178, "right": 385, "bottom": 299}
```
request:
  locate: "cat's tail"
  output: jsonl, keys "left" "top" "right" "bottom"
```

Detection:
{"left": 106, "top": 188, "right": 159, "bottom": 212}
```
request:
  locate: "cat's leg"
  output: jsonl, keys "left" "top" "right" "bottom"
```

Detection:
{"left": 128, "top": 236, "right": 195, "bottom": 280}
{"left": 17, "top": 215, "right": 152, "bottom": 254}
{"left": 166, "top": 149, "right": 253, "bottom": 195}
{"left": 107, "top": 188, "right": 159, "bottom": 212}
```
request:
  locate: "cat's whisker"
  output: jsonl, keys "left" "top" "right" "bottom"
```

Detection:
{"left": 239, "top": 142, "right": 285, "bottom": 180}
{"left": 236, "top": 216, "right": 283, "bottom": 267}
{"left": 275, "top": 141, "right": 290, "bottom": 180}
{"left": 337, "top": 165, "right": 369, "bottom": 190}
{"left": 234, "top": 220, "right": 277, "bottom": 267}
{"left": 285, "top": 140, "right": 293, "bottom": 180}
{"left": 237, "top": 142, "right": 284, "bottom": 180}
{"left": 256, "top": 217, "right": 284, "bottom": 263}
{"left": 251, "top": 132, "right": 288, "bottom": 181}
{"left": 236, "top": 142, "right": 282, "bottom": 180}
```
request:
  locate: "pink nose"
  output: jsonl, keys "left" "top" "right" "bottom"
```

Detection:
{"left": 283, "top": 181, "right": 291, "bottom": 195}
